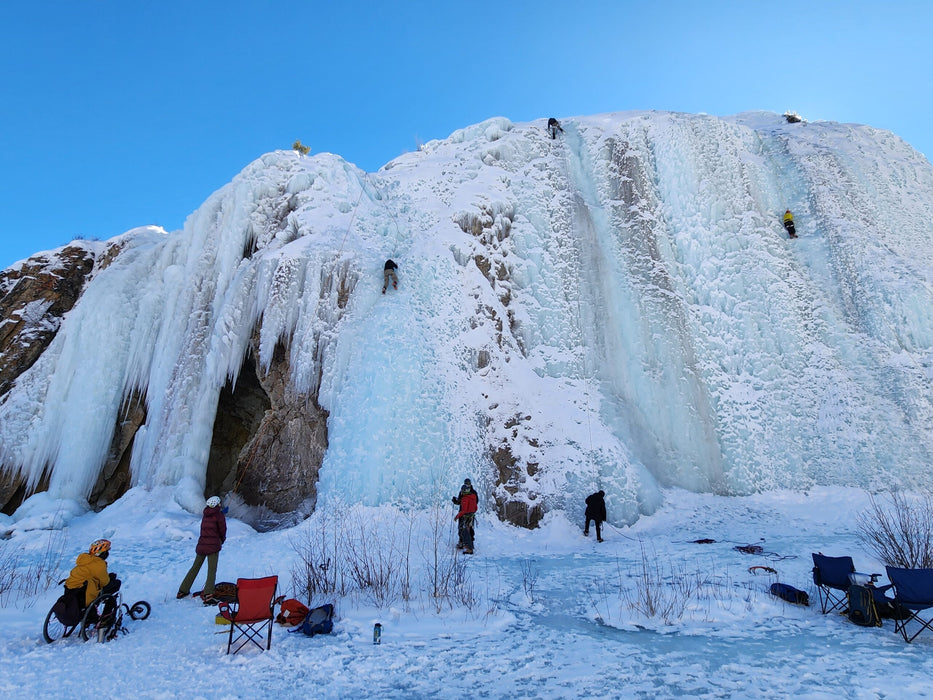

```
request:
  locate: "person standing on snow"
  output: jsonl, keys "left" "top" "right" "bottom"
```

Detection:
{"left": 783, "top": 210, "right": 797, "bottom": 239}
{"left": 547, "top": 117, "right": 564, "bottom": 139}
{"left": 383, "top": 259, "right": 399, "bottom": 294}
{"left": 452, "top": 479, "right": 478, "bottom": 554}
{"left": 584, "top": 490, "right": 607, "bottom": 542}
{"left": 177, "top": 496, "right": 227, "bottom": 604}
{"left": 65, "top": 538, "right": 121, "bottom": 610}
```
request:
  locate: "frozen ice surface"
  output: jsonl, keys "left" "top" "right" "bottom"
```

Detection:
{"left": 1, "top": 111, "right": 933, "bottom": 526}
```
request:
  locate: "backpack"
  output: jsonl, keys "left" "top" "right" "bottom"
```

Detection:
{"left": 847, "top": 585, "right": 881, "bottom": 627}
{"left": 196, "top": 581, "right": 238, "bottom": 603}
{"left": 770, "top": 582, "right": 810, "bottom": 606}
{"left": 275, "top": 598, "right": 311, "bottom": 626}
{"left": 51, "top": 584, "right": 86, "bottom": 627}
{"left": 290, "top": 604, "right": 335, "bottom": 637}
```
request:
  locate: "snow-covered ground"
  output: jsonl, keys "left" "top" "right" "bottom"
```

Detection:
{"left": 2, "top": 488, "right": 932, "bottom": 699}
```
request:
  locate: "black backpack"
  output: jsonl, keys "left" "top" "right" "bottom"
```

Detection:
{"left": 770, "top": 582, "right": 810, "bottom": 606}
{"left": 847, "top": 585, "right": 881, "bottom": 627}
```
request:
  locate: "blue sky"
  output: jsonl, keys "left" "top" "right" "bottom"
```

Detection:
{"left": 1, "top": 1, "right": 931, "bottom": 270}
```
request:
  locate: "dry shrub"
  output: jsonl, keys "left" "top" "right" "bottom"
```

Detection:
{"left": 857, "top": 491, "right": 933, "bottom": 569}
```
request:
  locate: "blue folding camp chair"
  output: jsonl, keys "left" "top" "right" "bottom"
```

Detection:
{"left": 812, "top": 553, "right": 856, "bottom": 614}
{"left": 886, "top": 566, "right": 933, "bottom": 643}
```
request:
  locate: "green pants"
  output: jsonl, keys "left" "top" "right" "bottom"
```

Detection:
{"left": 178, "top": 552, "right": 218, "bottom": 596}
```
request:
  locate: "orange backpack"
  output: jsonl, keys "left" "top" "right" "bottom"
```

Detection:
{"left": 275, "top": 598, "right": 310, "bottom": 626}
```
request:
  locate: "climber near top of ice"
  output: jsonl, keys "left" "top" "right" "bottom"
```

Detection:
{"left": 782, "top": 210, "right": 797, "bottom": 239}
{"left": 547, "top": 117, "right": 564, "bottom": 140}
{"left": 382, "top": 259, "right": 399, "bottom": 294}
{"left": 783, "top": 111, "right": 803, "bottom": 124}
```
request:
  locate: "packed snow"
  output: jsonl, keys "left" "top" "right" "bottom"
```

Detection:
{"left": 3, "top": 489, "right": 933, "bottom": 698}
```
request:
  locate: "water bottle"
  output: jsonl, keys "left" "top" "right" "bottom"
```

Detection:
{"left": 373, "top": 622, "right": 382, "bottom": 644}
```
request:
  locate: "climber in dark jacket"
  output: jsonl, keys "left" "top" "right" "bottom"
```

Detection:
{"left": 584, "top": 490, "right": 607, "bottom": 542}
{"left": 547, "top": 117, "right": 564, "bottom": 139}
{"left": 383, "top": 259, "right": 399, "bottom": 294}
{"left": 177, "top": 496, "right": 227, "bottom": 603}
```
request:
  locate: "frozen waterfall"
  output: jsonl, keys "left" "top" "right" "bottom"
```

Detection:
{"left": 2, "top": 110, "right": 933, "bottom": 524}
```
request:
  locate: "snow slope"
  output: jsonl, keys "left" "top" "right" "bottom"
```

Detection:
{"left": 2, "top": 111, "right": 933, "bottom": 528}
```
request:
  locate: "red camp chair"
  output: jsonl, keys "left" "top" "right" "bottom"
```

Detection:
{"left": 217, "top": 576, "right": 278, "bottom": 654}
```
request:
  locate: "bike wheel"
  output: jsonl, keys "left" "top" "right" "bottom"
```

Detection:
{"left": 43, "top": 607, "right": 70, "bottom": 643}
{"left": 129, "top": 600, "right": 151, "bottom": 620}
{"left": 79, "top": 594, "right": 113, "bottom": 641}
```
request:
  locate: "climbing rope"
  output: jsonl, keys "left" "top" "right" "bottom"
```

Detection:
{"left": 372, "top": 176, "right": 405, "bottom": 257}
{"left": 231, "top": 419, "right": 274, "bottom": 496}
{"left": 556, "top": 127, "right": 597, "bottom": 467}
{"left": 334, "top": 178, "right": 367, "bottom": 259}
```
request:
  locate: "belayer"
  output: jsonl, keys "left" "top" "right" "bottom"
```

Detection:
{"left": 547, "top": 117, "right": 563, "bottom": 140}
{"left": 783, "top": 210, "right": 797, "bottom": 239}
{"left": 382, "top": 259, "right": 399, "bottom": 294}
{"left": 177, "top": 496, "right": 227, "bottom": 605}
{"left": 452, "top": 478, "right": 478, "bottom": 554}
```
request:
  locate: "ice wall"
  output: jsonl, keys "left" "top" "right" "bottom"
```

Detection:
{"left": 2, "top": 111, "right": 933, "bottom": 522}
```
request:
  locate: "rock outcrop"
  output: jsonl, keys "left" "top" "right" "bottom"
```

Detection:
{"left": 0, "top": 245, "right": 100, "bottom": 512}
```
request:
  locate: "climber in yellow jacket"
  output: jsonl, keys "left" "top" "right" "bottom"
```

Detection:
{"left": 65, "top": 538, "right": 120, "bottom": 607}
{"left": 783, "top": 210, "right": 797, "bottom": 239}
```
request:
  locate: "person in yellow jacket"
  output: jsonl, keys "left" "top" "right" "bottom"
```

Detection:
{"left": 783, "top": 210, "right": 797, "bottom": 238}
{"left": 64, "top": 538, "right": 120, "bottom": 608}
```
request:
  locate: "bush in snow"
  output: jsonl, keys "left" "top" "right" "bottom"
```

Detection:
{"left": 292, "top": 140, "right": 310, "bottom": 155}
{"left": 857, "top": 491, "right": 933, "bottom": 569}
{"left": 0, "top": 530, "right": 65, "bottom": 608}
{"left": 289, "top": 505, "right": 475, "bottom": 612}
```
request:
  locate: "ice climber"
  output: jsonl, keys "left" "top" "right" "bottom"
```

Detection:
{"left": 382, "top": 259, "right": 399, "bottom": 294}
{"left": 547, "top": 117, "right": 564, "bottom": 139}
{"left": 452, "top": 479, "right": 478, "bottom": 554}
{"left": 783, "top": 210, "right": 797, "bottom": 238}
{"left": 64, "top": 538, "right": 121, "bottom": 617}
{"left": 177, "top": 496, "right": 227, "bottom": 604}
{"left": 584, "top": 490, "right": 606, "bottom": 542}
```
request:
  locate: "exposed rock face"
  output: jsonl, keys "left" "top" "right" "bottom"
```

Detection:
{"left": 456, "top": 203, "right": 544, "bottom": 528}
{"left": 0, "top": 245, "right": 98, "bottom": 399}
{"left": 206, "top": 354, "right": 271, "bottom": 499}
{"left": 225, "top": 339, "right": 329, "bottom": 514}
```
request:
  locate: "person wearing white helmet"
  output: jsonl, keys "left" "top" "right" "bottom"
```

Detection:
{"left": 176, "top": 496, "right": 227, "bottom": 604}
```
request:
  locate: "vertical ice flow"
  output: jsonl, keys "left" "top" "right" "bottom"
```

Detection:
{"left": 1, "top": 112, "right": 932, "bottom": 520}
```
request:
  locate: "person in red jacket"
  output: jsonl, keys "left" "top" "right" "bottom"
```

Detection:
{"left": 177, "top": 496, "right": 227, "bottom": 604}
{"left": 451, "top": 479, "right": 478, "bottom": 554}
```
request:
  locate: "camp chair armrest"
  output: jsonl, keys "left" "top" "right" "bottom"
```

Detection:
{"left": 852, "top": 571, "right": 881, "bottom": 583}
{"left": 218, "top": 601, "right": 236, "bottom": 621}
